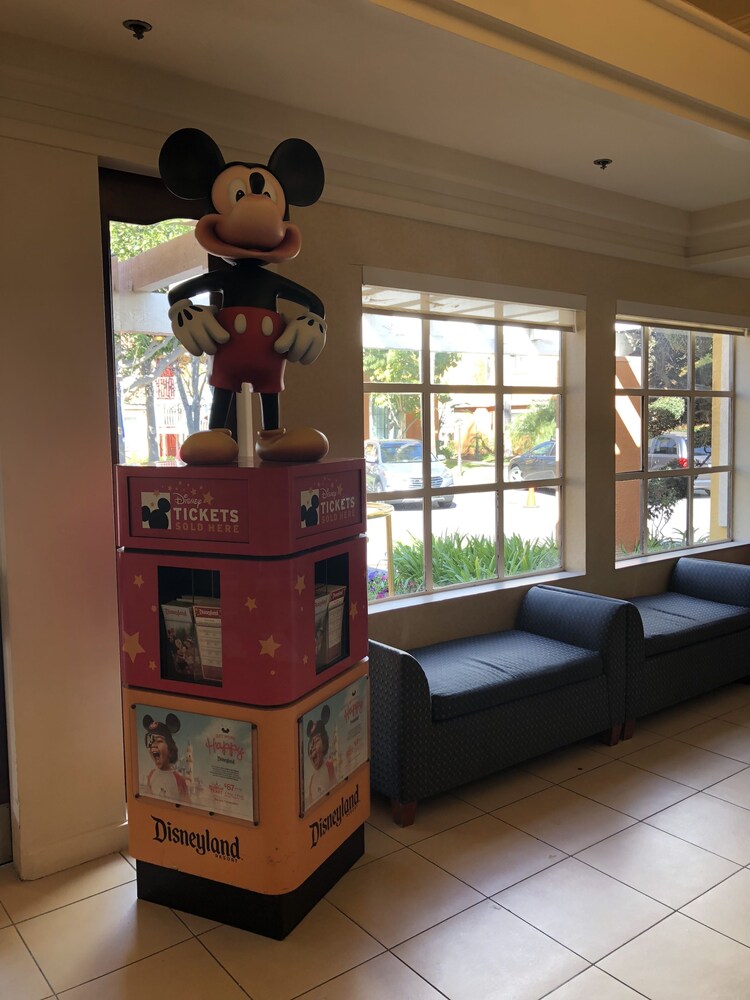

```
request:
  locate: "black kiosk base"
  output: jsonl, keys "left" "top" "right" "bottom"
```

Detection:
{"left": 136, "top": 824, "right": 364, "bottom": 939}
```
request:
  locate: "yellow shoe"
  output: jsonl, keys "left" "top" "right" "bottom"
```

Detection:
{"left": 255, "top": 427, "right": 329, "bottom": 463}
{"left": 179, "top": 428, "right": 239, "bottom": 465}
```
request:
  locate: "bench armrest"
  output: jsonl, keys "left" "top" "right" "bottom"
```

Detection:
{"left": 671, "top": 557, "right": 750, "bottom": 608}
{"left": 517, "top": 585, "right": 636, "bottom": 657}
{"left": 367, "top": 640, "right": 432, "bottom": 802}
{"left": 517, "top": 585, "right": 642, "bottom": 724}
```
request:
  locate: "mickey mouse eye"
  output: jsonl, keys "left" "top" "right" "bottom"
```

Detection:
{"left": 228, "top": 178, "right": 246, "bottom": 203}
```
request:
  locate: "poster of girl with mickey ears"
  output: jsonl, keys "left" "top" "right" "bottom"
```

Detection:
{"left": 299, "top": 677, "right": 369, "bottom": 814}
{"left": 135, "top": 706, "right": 256, "bottom": 822}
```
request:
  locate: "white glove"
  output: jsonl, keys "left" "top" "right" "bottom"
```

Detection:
{"left": 274, "top": 310, "right": 327, "bottom": 365}
{"left": 168, "top": 299, "right": 230, "bottom": 357}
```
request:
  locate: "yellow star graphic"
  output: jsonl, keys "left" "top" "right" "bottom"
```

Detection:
{"left": 245, "top": 597, "right": 257, "bottom": 613}
{"left": 133, "top": 575, "right": 144, "bottom": 588}
{"left": 350, "top": 602, "right": 358, "bottom": 618}
{"left": 302, "top": 653, "right": 309, "bottom": 665}
{"left": 294, "top": 575, "right": 306, "bottom": 595}
{"left": 259, "top": 635, "right": 281, "bottom": 658}
{"left": 147, "top": 660, "right": 158, "bottom": 672}
{"left": 122, "top": 631, "right": 145, "bottom": 663}
{"left": 203, "top": 491, "right": 214, "bottom": 504}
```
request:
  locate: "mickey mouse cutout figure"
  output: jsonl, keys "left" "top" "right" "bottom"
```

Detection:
{"left": 159, "top": 128, "right": 328, "bottom": 464}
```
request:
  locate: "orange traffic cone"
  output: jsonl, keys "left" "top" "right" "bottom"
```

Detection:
{"left": 525, "top": 487, "right": 537, "bottom": 508}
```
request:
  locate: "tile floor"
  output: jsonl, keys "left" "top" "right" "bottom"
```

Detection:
{"left": 6, "top": 683, "right": 750, "bottom": 998}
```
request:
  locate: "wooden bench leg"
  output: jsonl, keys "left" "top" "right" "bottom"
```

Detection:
{"left": 601, "top": 723, "right": 622, "bottom": 747}
{"left": 621, "top": 718, "right": 636, "bottom": 740}
{"left": 391, "top": 799, "right": 417, "bottom": 827}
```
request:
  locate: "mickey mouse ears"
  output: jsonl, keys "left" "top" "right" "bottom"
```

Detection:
{"left": 142, "top": 713, "right": 181, "bottom": 736}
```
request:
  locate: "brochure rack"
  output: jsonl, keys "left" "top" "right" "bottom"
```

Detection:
{"left": 116, "top": 459, "right": 370, "bottom": 939}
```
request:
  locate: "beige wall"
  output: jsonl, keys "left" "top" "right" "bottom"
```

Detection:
{"left": 2, "top": 129, "right": 750, "bottom": 876}
{"left": 1, "top": 137, "right": 126, "bottom": 877}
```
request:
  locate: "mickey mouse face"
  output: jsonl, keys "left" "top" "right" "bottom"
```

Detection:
{"left": 210, "top": 165, "right": 288, "bottom": 252}
{"left": 211, "top": 166, "right": 286, "bottom": 215}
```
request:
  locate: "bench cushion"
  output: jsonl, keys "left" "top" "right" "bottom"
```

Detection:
{"left": 632, "top": 592, "right": 750, "bottom": 657}
{"left": 409, "top": 630, "right": 602, "bottom": 722}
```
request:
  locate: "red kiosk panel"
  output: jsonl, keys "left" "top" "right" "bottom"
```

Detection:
{"left": 116, "top": 459, "right": 365, "bottom": 557}
{"left": 118, "top": 537, "right": 367, "bottom": 706}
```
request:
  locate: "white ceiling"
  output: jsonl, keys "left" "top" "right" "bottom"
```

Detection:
{"left": 4, "top": 0, "right": 750, "bottom": 251}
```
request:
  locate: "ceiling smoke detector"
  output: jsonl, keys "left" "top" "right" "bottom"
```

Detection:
{"left": 123, "top": 19, "right": 152, "bottom": 40}
{"left": 594, "top": 158, "right": 613, "bottom": 170}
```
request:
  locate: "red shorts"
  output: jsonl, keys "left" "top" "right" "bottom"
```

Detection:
{"left": 209, "top": 307, "right": 286, "bottom": 394}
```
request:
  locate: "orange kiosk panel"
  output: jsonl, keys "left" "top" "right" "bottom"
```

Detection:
{"left": 124, "top": 664, "right": 369, "bottom": 896}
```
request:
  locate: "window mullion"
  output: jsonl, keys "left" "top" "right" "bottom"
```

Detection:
{"left": 497, "top": 320, "right": 505, "bottom": 581}
{"left": 421, "top": 306, "right": 433, "bottom": 594}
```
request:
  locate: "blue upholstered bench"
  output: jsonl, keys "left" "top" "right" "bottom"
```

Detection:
{"left": 624, "top": 557, "right": 750, "bottom": 736}
{"left": 369, "top": 585, "right": 639, "bottom": 825}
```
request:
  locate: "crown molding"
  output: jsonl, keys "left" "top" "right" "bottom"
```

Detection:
{"left": 2, "top": 32, "right": 749, "bottom": 278}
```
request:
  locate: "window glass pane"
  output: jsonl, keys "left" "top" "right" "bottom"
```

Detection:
{"left": 503, "top": 486, "right": 560, "bottom": 576}
{"left": 365, "top": 394, "right": 423, "bottom": 460}
{"left": 503, "top": 326, "right": 560, "bottom": 388}
{"left": 648, "top": 327, "right": 689, "bottom": 389}
{"left": 430, "top": 320, "right": 494, "bottom": 386}
{"left": 615, "top": 479, "right": 642, "bottom": 559}
{"left": 366, "top": 501, "right": 395, "bottom": 603}
{"left": 693, "top": 397, "right": 712, "bottom": 468}
{"left": 363, "top": 285, "right": 576, "bottom": 326}
{"left": 432, "top": 492, "right": 498, "bottom": 587}
{"left": 695, "top": 333, "right": 732, "bottom": 391}
{"left": 647, "top": 397, "right": 687, "bottom": 469}
{"left": 647, "top": 476, "right": 688, "bottom": 552}
{"left": 694, "top": 396, "right": 730, "bottom": 468}
{"left": 694, "top": 472, "right": 729, "bottom": 545}
{"left": 615, "top": 323, "right": 643, "bottom": 389}
{"left": 386, "top": 501, "right": 427, "bottom": 598}
{"left": 504, "top": 394, "right": 560, "bottom": 482}
{"left": 432, "top": 392, "right": 495, "bottom": 488}
{"left": 616, "top": 395, "right": 642, "bottom": 474}
{"left": 362, "top": 313, "right": 421, "bottom": 384}
{"left": 368, "top": 503, "right": 427, "bottom": 601}
{"left": 110, "top": 220, "right": 209, "bottom": 464}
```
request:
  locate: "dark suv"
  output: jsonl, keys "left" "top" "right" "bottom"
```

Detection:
{"left": 506, "top": 440, "right": 558, "bottom": 482}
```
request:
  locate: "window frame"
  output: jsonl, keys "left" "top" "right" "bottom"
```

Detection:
{"left": 614, "top": 318, "right": 736, "bottom": 560}
{"left": 363, "top": 284, "right": 574, "bottom": 600}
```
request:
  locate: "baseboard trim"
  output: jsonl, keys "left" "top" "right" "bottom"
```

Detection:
{"left": 14, "top": 818, "right": 128, "bottom": 880}
{"left": 0, "top": 804, "right": 11, "bottom": 865}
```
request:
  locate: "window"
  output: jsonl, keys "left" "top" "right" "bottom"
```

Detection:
{"left": 615, "top": 319, "right": 735, "bottom": 559}
{"left": 363, "top": 282, "right": 577, "bottom": 602}
{"left": 101, "top": 169, "right": 211, "bottom": 465}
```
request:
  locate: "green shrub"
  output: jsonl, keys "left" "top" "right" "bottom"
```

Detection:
{"left": 503, "top": 533, "right": 560, "bottom": 576}
{"left": 392, "top": 531, "right": 559, "bottom": 592}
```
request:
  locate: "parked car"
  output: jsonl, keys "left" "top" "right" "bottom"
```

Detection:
{"left": 506, "top": 440, "right": 558, "bottom": 482}
{"left": 647, "top": 433, "right": 712, "bottom": 494}
{"left": 364, "top": 439, "right": 454, "bottom": 506}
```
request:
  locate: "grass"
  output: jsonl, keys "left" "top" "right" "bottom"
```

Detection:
{"left": 390, "top": 530, "right": 560, "bottom": 594}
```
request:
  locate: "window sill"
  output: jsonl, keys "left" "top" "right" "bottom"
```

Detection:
{"left": 367, "top": 569, "right": 584, "bottom": 615}
{"left": 615, "top": 539, "right": 748, "bottom": 571}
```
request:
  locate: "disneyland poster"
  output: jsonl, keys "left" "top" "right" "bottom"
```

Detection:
{"left": 299, "top": 676, "right": 369, "bottom": 815}
{"left": 135, "top": 705, "right": 255, "bottom": 823}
